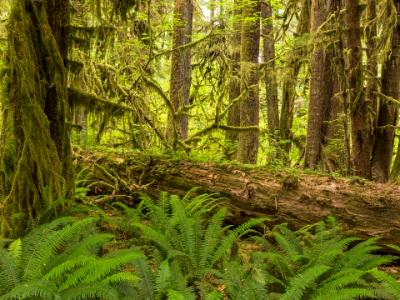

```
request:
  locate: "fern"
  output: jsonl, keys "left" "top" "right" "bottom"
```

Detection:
{"left": 253, "top": 218, "right": 399, "bottom": 300}
{"left": 0, "top": 217, "right": 144, "bottom": 300}
{"left": 0, "top": 280, "right": 58, "bottom": 300}
{"left": 119, "top": 192, "right": 266, "bottom": 297}
{"left": 280, "top": 265, "right": 331, "bottom": 300}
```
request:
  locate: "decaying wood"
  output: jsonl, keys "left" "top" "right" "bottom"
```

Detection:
{"left": 76, "top": 149, "right": 400, "bottom": 245}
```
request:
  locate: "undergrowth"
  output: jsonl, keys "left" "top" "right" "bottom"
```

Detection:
{"left": 1, "top": 191, "right": 399, "bottom": 299}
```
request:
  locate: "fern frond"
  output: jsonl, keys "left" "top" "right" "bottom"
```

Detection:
{"left": 0, "top": 250, "right": 20, "bottom": 294}
{"left": 280, "top": 265, "right": 331, "bottom": 300}
{"left": 369, "top": 268, "right": 400, "bottom": 298}
{"left": 60, "top": 284, "right": 119, "bottom": 300}
{"left": 131, "top": 258, "right": 155, "bottom": 299}
{"left": 43, "top": 255, "right": 95, "bottom": 281}
{"left": 135, "top": 223, "right": 172, "bottom": 252}
{"left": 311, "top": 269, "right": 367, "bottom": 298}
{"left": 199, "top": 208, "right": 227, "bottom": 271}
{"left": 22, "top": 217, "right": 97, "bottom": 281}
{"left": 0, "top": 280, "right": 58, "bottom": 300}
{"left": 59, "top": 249, "right": 143, "bottom": 290}
{"left": 101, "top": 272, "right": 139, "bottom": 285}
{"left": 211, "top": 218, "right": 266, "bottom": 267}
{"left": 334, "top": 238, "right": 381, "bottom": 270}
{"left": 311, "top": 287, "right": 375, "bottom": 300}
{"left": 274, "top": 224, "right": 303, "bottom": 257}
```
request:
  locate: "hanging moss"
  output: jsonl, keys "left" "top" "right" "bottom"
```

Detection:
{"left": 0, "top": 0, "right": 74, "bottom": 238}
{"left": 68, "top": 87, "right": 134, "bottom": 116}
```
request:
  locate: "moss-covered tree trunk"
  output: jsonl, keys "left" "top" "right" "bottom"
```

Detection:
{"left": 371, "top": 2, "right": 400, "bottom": 182}
{"left": 0, "top": 0, "right": 73, "bottom": 237}
{"left": 261, "top": 1, "right": 279, "bottom": 151}
{"left": 226, "top": 0, "right": 242, "bottom": 145}
{"left": 344, "top": 0, "right": 374, "bottom": 178}
{"left": 305, "top": 0, "right": 331, "bottom": 169}
{"left": 305, "top": 0, "right": 340, "bottom": 169}
{"left": 279, "top": 0, "right": 310, "bottom": 163}
{"left": 237, "top": 0, "right": 261, "bottom": 164}
{"left": 167, "top": 0, "right": 194, "bottom": 145}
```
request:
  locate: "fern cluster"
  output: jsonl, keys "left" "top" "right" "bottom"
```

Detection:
{"left": 1, "top": 191, "right": 400, "bottom": 300}
{"left": 114, "top": 191, "right": 266, "bottom": 298}
{"left": 0, "top": 217, "right": 143, "bottom": 300}
{"left": 114, "top": 192, "right": 400, "bottom": 299}
{"left": 229, "top": 218, "right": 400, "bottom": 300}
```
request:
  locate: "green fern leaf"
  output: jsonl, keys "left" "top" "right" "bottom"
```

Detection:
{"left": 280, "top": 264, "right": 331, "bottom": 300}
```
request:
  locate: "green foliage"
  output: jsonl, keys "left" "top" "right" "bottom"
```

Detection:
{"left": 0, "top": 217, "right": 143, "bottom": 300}
{"left": 1, "top": 192, "right": 399, "bottom": 300}
{"left": 116, "top": 190, "right": 267, "bottom": 297}
{"left": 251, "top": 218, "right": 400, "bottom": 300}
{"left": 74, "top": 168, "right": 91, "bottom": 201}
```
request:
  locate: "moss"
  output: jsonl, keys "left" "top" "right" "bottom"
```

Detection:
{"left": 282, "top": 175, "right": 299, "bottom": 191}
{"left": 0, "top": 0, "right": 74, "bottom": 238}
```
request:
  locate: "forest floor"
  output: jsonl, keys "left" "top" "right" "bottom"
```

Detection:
{"left": 75, "top": 147, "right": 400, "bottom": 246}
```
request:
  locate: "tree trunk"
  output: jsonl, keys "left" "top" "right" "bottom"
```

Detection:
{"left": 371, "top": 2, "right": 400, "bottom": 182}
{"left": 237, "top": 0, "right": 261, "bottom": 164}
{"left": 167, "top": 0, "right": 194, "bottom": 144}
{"left": 279, "top": 0, "right": 311, "bottom": 162}
{"left": 78, "top": 149, "right": 400, "bottom": 245}
{"left": 305, "top": 0, "right": 332, "bottom": 169}
{"left": 365, "top": 0, "right": 378, "bottom": 130}
{"left": 0, "top": 0, "right": 73, "bottom": 237}
{"left": 226, "top": 0, "right": 241, "bottom": 144}
{"left": 46, "top": 0, "right": 74, "bottom": 198}
{"left": 261, "top": 2, "right": 279, "bottom": 143}
{"left": 344, "top": 0, "right": 373, "bottom": 178}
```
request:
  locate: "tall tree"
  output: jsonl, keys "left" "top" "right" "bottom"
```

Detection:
{"left": 305, "top": 0, "right": 329, "bottom": 168}
{"left": 304, "top": 0, "right": 338, "bottom": 169}
{"left": 0, "top": 0, "right": 73, "bottom": 237}
{"left": 168, "top": 0, "right": 194, "bottom": 144}
{"left": 237, "top": 0, "right": 261, "bottom": 164}
{"left": 261, "top": 1, "right": 279, "bottom": 148}
{"left": 226, "top": 0, "right": 242, "bottom": 144}
{"left": 279, "top": 0, "right": 311, "bottom": 162}
{"left": 365, "top": 0, "right": 378, "bottom": 129}
{"left": 344, "top": 0, "right": 374, "bottom": 178}
{"left": 372, "top": 1, "right": 400, "bottom": 182}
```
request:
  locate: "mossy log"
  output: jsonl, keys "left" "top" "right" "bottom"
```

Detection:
{"left": 77, "top": 149, "right": 400, "bottom": 245}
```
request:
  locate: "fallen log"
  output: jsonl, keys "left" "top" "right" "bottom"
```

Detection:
{"left": 76, "top": 149, "right": 400, "bottom": 245}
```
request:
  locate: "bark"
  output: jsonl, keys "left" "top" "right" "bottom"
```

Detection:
{"left": 305, "top": 0, "right": 332, "bottom": 169}
{"left": 321, "top": 70, "right": 344, "bottom": 173}
{"left": 78, "top": 149, "right": 400, "bottom": 245}
{"left": 167, "top": 0, "right": 193, "bottom": 144}
{"left": 372, "top": 2, "right": 400, "bottom": 182}
{"left": 237, "top": 0, "right": 261, "bottom": 164}
{"left": 226, "top": 0, "right": 241, "bottom": 144}
{"left": 305, "top": 0, "right": 340, "bottom": 169}
{"left": 279, "top": 0, "right": 310, "bottom": 162}
{"left": 344, "top": 0, "right": 373, "bottom": 178}
{"left": 261, "top": 2, "right": 279, "bottom": 140}
{"left": 46, "top": 0, "right": 74, "bottom": 197}
{"left": 365, "top": 0, "right": 378, "bottom": 128}
{"left": 46, "top": 0, "right": 69, "bottom": 63}
{"left": 0, "top": 0, "right": 73, "bottom": 237}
